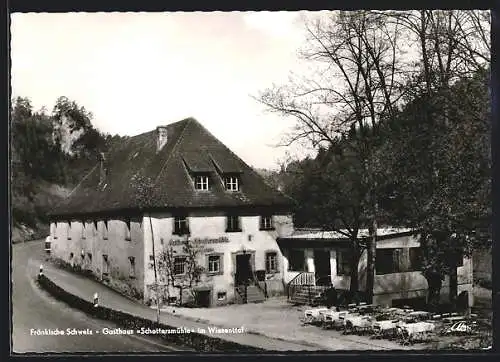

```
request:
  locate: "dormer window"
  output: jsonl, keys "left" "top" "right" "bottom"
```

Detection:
{"left": 195, "top": 175, "right": 209, "bottom": 190}
{"left": 225, "top": 175, "right": 239, "bottom": 191}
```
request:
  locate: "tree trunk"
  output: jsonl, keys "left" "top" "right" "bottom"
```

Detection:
{"left": 349, "top": 252, "right": 359, "bottom": 295}
{"left": 448, "top": 254, "right": 458, "bottom": 311}
{"left": 449, "top": 268, "right": 458, "bottom": 311}
{"left": 349, "top": 240, "right": 361, "bottom": 298}
{"left": 426, "top": 271, "right": 443, "bottom": 313}
{"left": 366, "top": 219, "right": 377, "bottom": 304}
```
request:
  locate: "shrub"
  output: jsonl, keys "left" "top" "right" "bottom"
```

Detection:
{"left": 475, "top": 278, "right": 492, "bottom": 290}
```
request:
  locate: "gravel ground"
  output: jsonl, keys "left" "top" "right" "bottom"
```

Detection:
{"left": 160, "top": 297, "right": 422, "bottom": 350}
{"left": 160, "top": 293, "right": 493, "bottom": 351}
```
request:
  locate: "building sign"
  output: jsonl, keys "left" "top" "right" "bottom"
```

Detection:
{"left": 169, "top": 237, "right": 230, "bottom": 246}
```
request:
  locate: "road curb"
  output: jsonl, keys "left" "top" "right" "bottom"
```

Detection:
{"left": 36, "top": 274, "right": 265, "bottom": 352}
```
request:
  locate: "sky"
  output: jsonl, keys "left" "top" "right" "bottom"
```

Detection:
{"left": 10, "top": 11, "right": 324, "bottom": 170}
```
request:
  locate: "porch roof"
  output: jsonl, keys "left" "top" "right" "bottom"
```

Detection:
{"left": 277, "top": 228, "right": 414, "bottom": 247}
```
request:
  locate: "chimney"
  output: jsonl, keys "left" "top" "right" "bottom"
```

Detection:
{"left": 156, "top": 126, "right": 168, "bottom": 152}
{"left": 99, "top": 152, "right": 107, "bottom": 186}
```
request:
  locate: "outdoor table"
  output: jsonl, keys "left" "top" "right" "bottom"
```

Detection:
{"left": 344, "top": 314, "right": 375, "bottom": 335}
{"left": 397, "top": 321, "right": 437, "bottom": 345}
{"left": 406, "top": 311, "right": 433, "bottom": 322}
{"left": 320, "top": 309, "right": 350, "bottom": 329}
{"left": 371, "top": 319, "right": 399, "bottom": 339}
{"left": 302, "top": 307, "right": 330, "bottom": 324}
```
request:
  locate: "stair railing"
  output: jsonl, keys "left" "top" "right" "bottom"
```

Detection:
{"left": 287, "top": 271, "right": 315, "bottom": 301}
{"left": 234, "top": 284, "right": 247, "bottom": 304}
{"left": 251, "top": 272, "right": 268, "bottom": 298}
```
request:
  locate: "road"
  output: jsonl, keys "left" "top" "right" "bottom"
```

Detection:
{"left": 12, "top": 241, "right": 188, "bottom": 353}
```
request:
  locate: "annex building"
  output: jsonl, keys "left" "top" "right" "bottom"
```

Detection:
{"left": 279, "top": 229, "right": 474, "bottom": 308}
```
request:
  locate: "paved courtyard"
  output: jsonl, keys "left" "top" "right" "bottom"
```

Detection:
{"left": 160, "top": 297, "right": 426, "bottom": 350}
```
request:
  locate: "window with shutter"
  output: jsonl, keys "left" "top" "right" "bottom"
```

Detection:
{"left": 102, "top": 254, "right": 110, "bottom": 275}
{"left": 265, "top": 252, "right": 278, "bottom": 273}
{"left": 226, "top": 215, "right": 241, "bottom": 232}
{"left": 376, "top": 249, "right": 402, "bottom": 275}
{"left": 67, "top": 221, "right": 72, "bottom": 240}
{"left": 81, "top": 221, "right": 86, "bottom": 239}
{"left": 337, "top": 249, "right": 352, "bottom": 276}
{"left": 125, "top": 219, "right": 131, "bottom": 241}
{"left": 288, "top": 249, "right": 305, "bottom": 271}
{"left": 173, "top": 216, "right": 190, "bottom": 235}
{"left": 129, "top": 256, "right": 136, "bottom": 278}
{"left": 103, "top": 220, "right": 109, "bottom": 240}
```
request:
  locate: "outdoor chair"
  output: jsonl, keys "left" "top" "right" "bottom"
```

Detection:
{"left": 301, "top": 307, "right": 330, "bottom": 325}
{"left": 370, "top": 308, "right": 433, "bottom": 340}
{"left": 343, "top": 315, "right": 375, "bottom": 335}
{"left": 407, "top": 311, "right": 433, "bottom": 322}
{"left": 396, "top": 321, "right": 437, "bottom": 346}
{"left": 371, "top": 319, "right": 400, "bottom": 339}
{"left": 320, "top": 309, "right": 350, "bottom": 330}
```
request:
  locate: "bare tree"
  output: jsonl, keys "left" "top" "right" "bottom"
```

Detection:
{"left": 257, "top": 11, "right": 405, "bottom": 302}
{"left": 156, "top": 239, "right": 205, "bottom": 306}
{"left": 452, "top": 10, "right": 491, "bottom": 73}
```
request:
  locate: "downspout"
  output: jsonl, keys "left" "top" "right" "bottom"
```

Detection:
{"left": 148, "top": 212, "right": 160, "bottom": 324}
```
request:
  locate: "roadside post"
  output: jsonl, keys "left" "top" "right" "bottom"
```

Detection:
{"left": 93, "top": 293, "right": 99, "bottom": 307}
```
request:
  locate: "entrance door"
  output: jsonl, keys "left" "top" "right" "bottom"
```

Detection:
{"left": 314, "top": 250, "right": 331, "bottom": 286}
{"left": 235, "top": 254, "right": 252, "bottom": 286}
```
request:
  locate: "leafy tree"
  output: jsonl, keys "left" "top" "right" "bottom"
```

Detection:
{"left": 10, "top": 95, "right": 123, "bottom": 238}
{"left": 379, "top": 69, "right": 490, "bottom": 309}
{"left": 52, "top": 96, "right": 93, "bottom": 136}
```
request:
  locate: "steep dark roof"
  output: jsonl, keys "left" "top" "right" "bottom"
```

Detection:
{"left": 51, "top": 118, "right": 294, "bottom": 217}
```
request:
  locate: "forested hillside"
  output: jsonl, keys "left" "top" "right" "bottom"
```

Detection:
{"left": 11, "top": 96, "right": 125, "bottom": 242}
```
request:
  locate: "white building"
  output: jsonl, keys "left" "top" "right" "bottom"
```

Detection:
{"left": 48, "top": 117, "right": 473, "bottom": 309}
{"left": 49, "top": 118, "right": 295, "bottom": 306}
{"left": 278, "top": 228, "right": 474, "bottom": 307}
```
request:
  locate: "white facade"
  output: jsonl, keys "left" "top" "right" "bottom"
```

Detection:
{"left": 280, "top": 232, "right": 474, "bottom": 307}
{"left": 142, "top": 211, "right": 293, "bottom": 305}
{"left": 49, "top": 211, "right": 294, "bottom": 306}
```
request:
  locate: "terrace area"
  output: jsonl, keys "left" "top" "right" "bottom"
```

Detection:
{"left": 159, "top": 290, "right": 492, "bottom": 351}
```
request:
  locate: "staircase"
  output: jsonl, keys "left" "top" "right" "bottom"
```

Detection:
{"left": 235, "top": 285, "right": 266, "bottom": 304}
{"left": 289, "top": 284, "right": 329, "bottom": 305}
{"left": 287, "top": 272, "right": 330, "bottom": 306}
